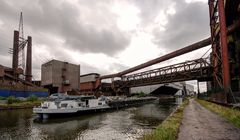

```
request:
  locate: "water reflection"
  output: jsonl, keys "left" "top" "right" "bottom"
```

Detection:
{"left": 0, "top": 100, "right": 177, "bottom": 140}
{"left": 0, "top": 109, "right": 33, "bottom": 139}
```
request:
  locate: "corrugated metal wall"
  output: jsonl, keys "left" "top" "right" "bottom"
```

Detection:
{"left": 0, "top": 89, "right": 48, "bottom": 97}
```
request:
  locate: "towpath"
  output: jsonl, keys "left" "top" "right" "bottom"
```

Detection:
{"left": 178, "top": 99, "right": 240, "bottom": 140}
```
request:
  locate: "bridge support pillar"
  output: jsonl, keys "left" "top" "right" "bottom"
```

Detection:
{"left": 197, "top": 81, "right": 200, "bottom": 95}
{"left": 218, "top": 0, "right": 230, "bottom": 103}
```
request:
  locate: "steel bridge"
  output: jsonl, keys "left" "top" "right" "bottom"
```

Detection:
{"left": 121, "top": 57, "right": 212, "bottom": 87}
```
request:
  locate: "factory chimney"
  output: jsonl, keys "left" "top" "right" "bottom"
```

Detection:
{"left": 25, "top": 36, "right": 32, "bottom": 82}
{"left": 12, "top": 30, "right": 19, "bottom": 72}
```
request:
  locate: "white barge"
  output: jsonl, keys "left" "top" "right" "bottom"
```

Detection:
{"left": 33, "top": 94, "right": 157, "bottom": 119}
{"left": 33, "top": 95, "right": 110, "bottom": 119}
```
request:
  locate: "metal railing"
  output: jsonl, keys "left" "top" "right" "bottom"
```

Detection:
{"left": 121, "top": 57, "right": 212, "bottom": 87}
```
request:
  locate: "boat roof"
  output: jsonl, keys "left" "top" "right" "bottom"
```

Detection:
{"left": 67, "top": 95, "right": 96, "bottom": 100}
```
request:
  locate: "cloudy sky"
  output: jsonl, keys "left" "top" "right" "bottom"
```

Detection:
{"left": 0, "top": 0, "right": 211, "bottom": 91}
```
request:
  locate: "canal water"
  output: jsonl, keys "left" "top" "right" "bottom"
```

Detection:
{"left": 0, "top": 100, "right": 178, "bottom": 140}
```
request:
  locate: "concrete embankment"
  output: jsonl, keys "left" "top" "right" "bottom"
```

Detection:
{"left": 142, "top": 98, "right": 189, "bottom": 140}
{"left": 108, "top": 97, "right": 157, "bottom": 109}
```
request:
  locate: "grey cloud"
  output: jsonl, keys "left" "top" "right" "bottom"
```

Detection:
{"left": 0, "top": 55, "right": 12, "bottom": 68}
{"left": 152, "top": 1, "right": 210, "bottom": 51}
{"left": 0, "top": 33, "right": 13, "bottom": 56}
{"left": 80, "top": 62, "right": 129, "bottom": 76}
{"left": 80, "top": 63, "right": 107, "bottom": 76}
{"left": 63, "top": 24, "right": 129, "bottom": 55}
{"left": 131, "top": 0, "right": 175, "bottom": 26}
{"left": 111, "top": 62, "right": 129, "bottom": 72}
{"left": 131, "top": 0, "right": 209, "bottom": 52}
{"left": 0, "top": 0, "right": 130, "bottom": 56}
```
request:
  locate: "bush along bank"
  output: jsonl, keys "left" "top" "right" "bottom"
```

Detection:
{"left": 0, "top": 95, "right": 43, "bottom": 110}
{"left": 141, "top": 98, "right": 189, "bottom": 140}
{"left": 196, "top": 99, "right": 240, "bottom": 128}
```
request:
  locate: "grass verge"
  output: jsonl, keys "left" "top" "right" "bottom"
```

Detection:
{"left": 196, "top": 99, "right": 240, "bottom": 128}
{"left": 141, "top": 98, "right": 189, "bottom": 140}
{"left": 0, "top": 100, "right": 43, "bottom": 110}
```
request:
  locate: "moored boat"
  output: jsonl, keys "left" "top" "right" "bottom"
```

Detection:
{"left": 33, "top": 95, "right": 110, "bottom": 119}
{"left": 33, "top": 94, "right": 157, "bottom": 119}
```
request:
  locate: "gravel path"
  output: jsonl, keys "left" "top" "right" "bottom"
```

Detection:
{"left": 178, "top": 99, "right": 240, "bottom": 140}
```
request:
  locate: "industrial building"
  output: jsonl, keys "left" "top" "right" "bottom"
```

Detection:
{"left": 79, "top": 73, "right": 113, "bottom": 96}
{"left": 80, "top": 73, "right": 100, "bottom": 94}
{"left": 130, "top": 82, "right": 194, "bottom": 96}
{"left": 41, "top": 60, "right": 80, "bottom": 94}
{"left": 0, "top": 64, "right": 47, "bottom": 97}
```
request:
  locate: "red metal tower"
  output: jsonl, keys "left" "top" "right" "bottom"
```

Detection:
{"left": 209, "top": 0, "right": 240, "bottom": 103}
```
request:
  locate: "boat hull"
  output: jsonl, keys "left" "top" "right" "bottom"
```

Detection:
{"left": 33, "top": 97, "right": 157, "bottom": 119}
{"left": 34, "top": 106, "right": 111, "bottom": 119}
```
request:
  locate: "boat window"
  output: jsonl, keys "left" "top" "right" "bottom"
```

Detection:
{"left": 98, "top": 102, "right": 102, "bottom": 105}
{"left": 80, "top": 96, "right": 96, "bottom": 101}
{"left": 61, "top": 103, "right": 68, "bottom": 107}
